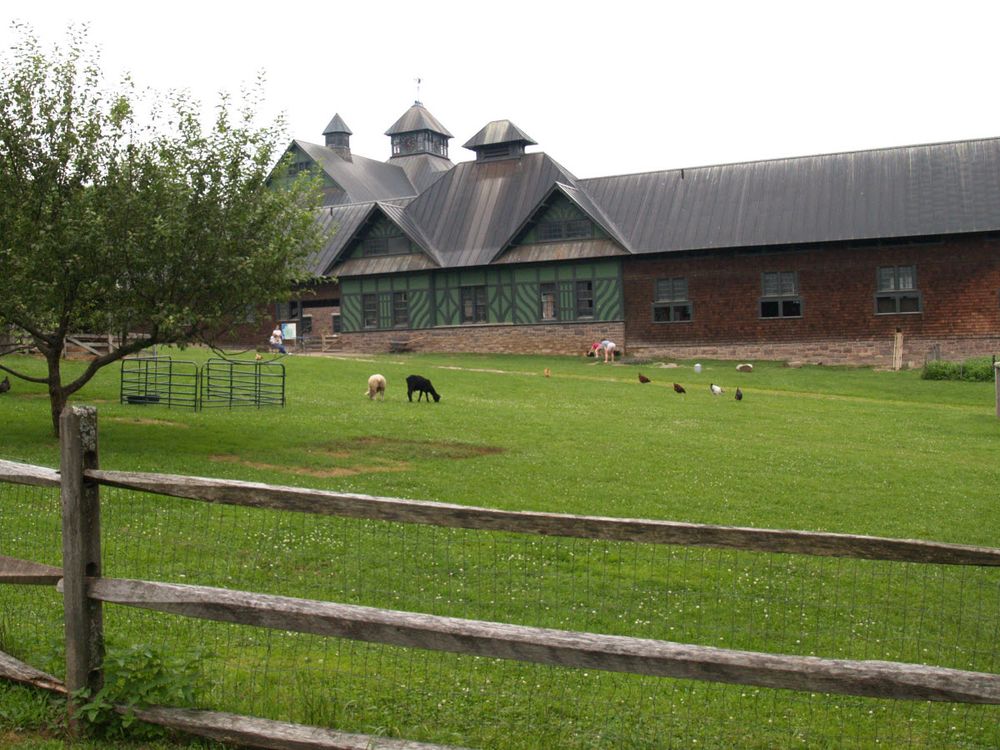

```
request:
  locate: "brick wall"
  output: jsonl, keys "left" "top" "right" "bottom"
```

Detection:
{"left": 624, "top": 236, "right": 1000, "bottom": 366}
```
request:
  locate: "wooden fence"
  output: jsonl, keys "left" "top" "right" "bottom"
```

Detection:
{"left": 1, "top": 405, "right": 1000, "bottom": 748}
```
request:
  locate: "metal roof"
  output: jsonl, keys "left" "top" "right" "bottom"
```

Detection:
{"left": 307, "top": 133, "right": 1000, "bottom": 280}
{"left": 331, "top": 253, "right": 439, "bottom": 277}
{"left": 463, "top": 120, "right": 537, "bottom": 150}
{"left": 402, "top": 152, "right": 580, "bottom": 267}
{"left": 322, "top": 113, "right": 352, "bottom": 135}
{"left": 306, "top": 202, "right": 376, "bottom": 276}
{"left": 384, "top": 102, "right": 454, "bottom": 137}
{"left": 580, "top": 137, "right": 1000, "bottom": 253}
{"left": 493, "top": 238, "right": 629, "bottom": 265}
{"left": 294, "top": 140, "right": 417, "bottom": 205}
{"left": 389, "top": 153, "right": 454, "bottom": 193}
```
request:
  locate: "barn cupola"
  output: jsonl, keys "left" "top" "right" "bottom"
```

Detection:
{"left": 463, "top": 120, "right": 537, "bottom": 162}
{"left": 323, "top": 113, "right": 353, "bottom": 160}
{"left": 385, "top": 101, "right": 453, "bottom": 159}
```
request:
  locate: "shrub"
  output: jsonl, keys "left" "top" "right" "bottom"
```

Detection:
{"left": 921, "top": 357, "right": 997, "bottom": 381}
{"left": 960, "top": 357, "right": 996, "bottom": 381}
{"left": 921, "top": 360, "right": 960, "bottom": 380}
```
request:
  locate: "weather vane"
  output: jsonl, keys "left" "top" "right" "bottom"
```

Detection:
{"left": 415, "top": 76, "right": 422, "bottom": 104}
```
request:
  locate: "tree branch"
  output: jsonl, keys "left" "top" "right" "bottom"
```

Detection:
{"left": 0, "top": 362, "right": 50, "bottom": 384}
{"left": 61, "top": 331, "right": 161, "bottom": 398}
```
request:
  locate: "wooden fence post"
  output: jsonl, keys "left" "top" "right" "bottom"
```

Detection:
{"left": 995, "top": 361, "right": 999, "bottom": 419}
{"left": 60, "top": 405, "right": 104, "bottom": 735}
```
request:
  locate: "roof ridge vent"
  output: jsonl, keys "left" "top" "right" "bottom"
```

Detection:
{"left": 464, "top": 120, "right": 537, "bottom": 162}
{"left": 323, "top": 113, "right": 352, "bottom": 160}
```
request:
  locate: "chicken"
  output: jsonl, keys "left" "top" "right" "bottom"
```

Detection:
{"left": 735, "top": 387, "right": 743, "bottom": 401}
{"left": 673, "top": 383, "right": 686, "bottom": 394}
{"left": 710, "top": 383, "right": 724, "bottom": 396}
{"left": 0, "top": 376, "right": 9, "bottom": 394}
{"left": 544, "top": 368, "right": 551, "bottom": 378}
{"left": 638, "top": 373, "right": 651, "bottom": 383}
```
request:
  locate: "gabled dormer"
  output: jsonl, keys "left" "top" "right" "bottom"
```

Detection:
{"left": 385, "top": 102, "right": 453, "bottom": 159}
{"left": 464, "top": 120, "right": 537, "bottom": 162}
{"left": 347, "top": 212, "right": 417, "bottom": 259}
{"left": 490, "top": 182, "right": 632, "bottom": 265}
{"left": 328, "top": 203, "right": 441, "bottom": 277}
{"left": 520, "top": 193, "right": 605, "bottom": 244}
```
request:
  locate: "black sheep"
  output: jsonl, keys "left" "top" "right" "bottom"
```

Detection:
{"left": 406, "top": 374, "right": 440, "bottom": 402}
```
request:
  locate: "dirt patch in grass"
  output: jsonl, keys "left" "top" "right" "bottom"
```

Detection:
{"left": 107, "top": 417, "right": 189, "bottom": 428}
{"left": 323, "top": 436, "right": 504, "bottom": 460}
{"left": 209, "top": 438, "right": 502, "bottom": 478}
{"left": 210, "top": 454, "right": 411, "bottom": 478}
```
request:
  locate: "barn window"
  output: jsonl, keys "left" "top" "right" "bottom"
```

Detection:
{"left": 362, "top": 294, "right": 379, "bottom": 329}
{"left": 300, "top": 316, "right": 313, "bottom": 335}
{"left": 537, "top": 219, "right": 593, "bottom": 243}
{"left": 875, "top": 265, "right": 921, "bottom": 314}
{"left": 652, "top": 277, "right": 692, "bottom": 323}
{"left": 362, "top": 233, "right": 409, "bottom": 256}
{"left": 392, "top": 291, "right": 409, "bottom": 328}
{"left": 760, "top": 271, "right": 802, "bottom": 318}
{"left": 460, "top": 286, "right": 487, "bottom": 323}
{"left": 575, "top": 280, "right": 594, "bottom": 318}
{"left": 539, "top": 283, "right": 558, "bottom": 321}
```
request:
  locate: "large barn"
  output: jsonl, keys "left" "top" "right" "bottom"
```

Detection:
{"left": 277, "top": 101, "right": 1000, "bottom": 366}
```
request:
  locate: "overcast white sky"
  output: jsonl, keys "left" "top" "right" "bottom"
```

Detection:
{"left": 5, "top": 0, "right": 1000, "bottom": 179}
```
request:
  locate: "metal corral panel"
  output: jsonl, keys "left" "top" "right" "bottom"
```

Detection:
{"left": 580, "top": 137, "right": 1000, "bottom": 253}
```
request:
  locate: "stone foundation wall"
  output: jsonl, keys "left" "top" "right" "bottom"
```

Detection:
{"left": 629, "top": 335, "right": 1000, "bottom": 368}
{"left": 335, "top": 321, "right": 626, "bottom": 357}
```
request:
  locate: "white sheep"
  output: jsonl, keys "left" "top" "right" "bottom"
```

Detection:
{"left": 366, "top": 373, "right": 386, "bottom": 400}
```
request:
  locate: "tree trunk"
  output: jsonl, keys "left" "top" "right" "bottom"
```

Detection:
{"left": 47, "top": 351, "right": 68, "bottom": 438}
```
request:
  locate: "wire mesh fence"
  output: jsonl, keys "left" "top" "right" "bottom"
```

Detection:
{"left": 2, "top": 475, "right": 1000, "bottom": 748}
{"left": 0, "top": 482, "right": 64, "bottom": 674}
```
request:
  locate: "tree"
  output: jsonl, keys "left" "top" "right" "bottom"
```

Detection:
{"left": 0, "top": 25, "right": 327, "bottom": 435}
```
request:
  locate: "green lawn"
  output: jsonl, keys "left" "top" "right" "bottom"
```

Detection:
{"left": 1, "top": 349, "right": 999, "bottom": 748}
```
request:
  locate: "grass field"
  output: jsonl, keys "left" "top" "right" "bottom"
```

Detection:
{"left": 1, "top": 348, "right": 999, "bottom": 748}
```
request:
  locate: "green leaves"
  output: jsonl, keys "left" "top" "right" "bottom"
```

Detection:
{"left": 0, "top": 24, "right": 328, "bottom": 433}
{"left": 73, "top": 643, "right": 207, "bottom": 739}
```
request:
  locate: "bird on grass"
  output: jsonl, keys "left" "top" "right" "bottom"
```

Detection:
{"left": 673, "top": 383, "right": 686, "bottom": 394}
{"left": 735, "top": 387, "right": 743, "bottom": 401}
{"left": 543, "top": 368, "right": 551, "bottom": 378}
{"left": 638, "top": 373, "right": 651, "bottom": 383}
{"left": 0, "top": 376, "right": 9, "bottom": 394}
{"left": 710, "top": 383, "right": 724, "bottom": 396}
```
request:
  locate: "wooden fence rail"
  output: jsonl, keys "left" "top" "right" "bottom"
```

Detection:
{"left": 5, "top": 456, "right": 1000, "bottom": 567}
{"left": 2, "top": 406, "right": 1000, "bottom": 749}
{"left": 77, "top": 576, "right": 1000, "bottom": 705}
{"left": 85, "top": 468, "right": 1000, "bottom": 566}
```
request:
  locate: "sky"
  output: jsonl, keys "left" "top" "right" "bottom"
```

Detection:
{"left": 4, "top": 0, "right": 1000, "bottom": 179}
